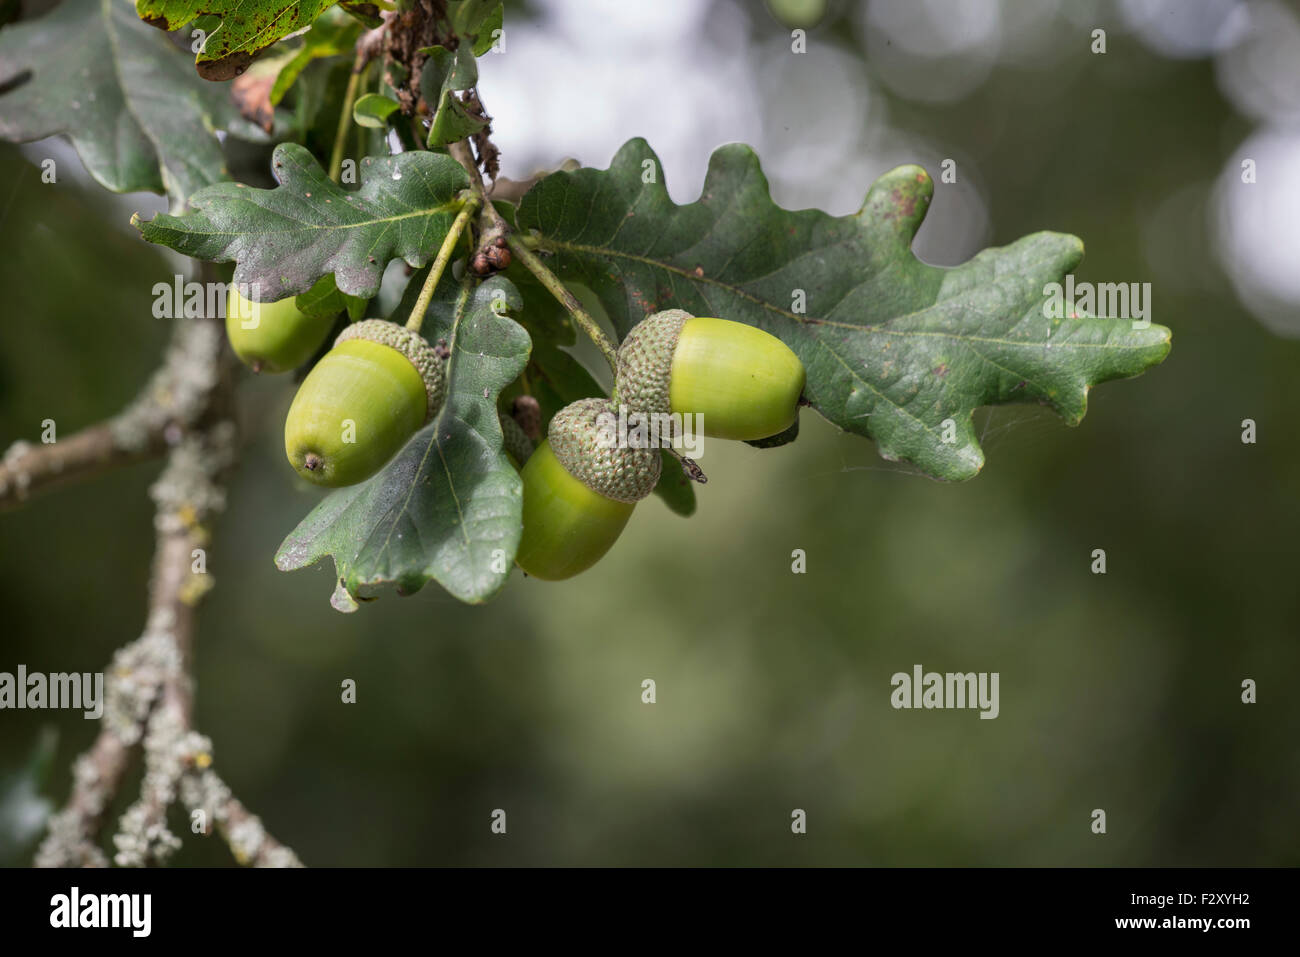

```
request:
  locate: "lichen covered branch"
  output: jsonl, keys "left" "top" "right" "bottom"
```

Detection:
{"left": 0, "top": 317, "right": 225, "bottom": 512}
{"left": 34, "top": 315, "right": 302, "bottom": 868}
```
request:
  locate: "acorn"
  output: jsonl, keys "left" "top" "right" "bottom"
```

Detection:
{"left": 225, "top": 285, "right": 335, "bottom": 374}
{"left": 284, "top": 320, "right": 446, "bottom": 487}
{"left": 615, "top": 310, "right": 806, "bottom": 441}
{"left": 515, "top": 398, "right": 661, "bottom": 581}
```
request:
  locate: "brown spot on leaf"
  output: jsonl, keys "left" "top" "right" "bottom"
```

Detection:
{"left": 197, "top": 52, "right": 254, "bottom": 83}
{"left": 895, "top": 188, "right": 917, "bottom": 219}
{"left": 692, "top": 266, "right": 704, "bottom": 278}
{"left": 933, "top": 363, "right": 949, "bottom": 377}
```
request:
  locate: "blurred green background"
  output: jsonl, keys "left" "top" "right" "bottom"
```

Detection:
{"left": 1, "top": 0, "right": 1297, "bottom": 866}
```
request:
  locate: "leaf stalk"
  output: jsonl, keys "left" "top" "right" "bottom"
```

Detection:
{"left": 329, "top": 51, "right": 368, "bottom": 184}
{"left": 507, "top": 236, "right": 619, "bottom": 373}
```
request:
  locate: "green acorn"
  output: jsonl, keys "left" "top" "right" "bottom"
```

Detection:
{"left": 615, "top": 310, "right": 806, "bottom": 441}
{"left": 225, "top": 284, "right": 335, "bottom": 374}
{"left": 284, "top": 320, "right": 446, "bottom": 487}
{"left": 516, "top": 398, "right": 661, "bottom": 581}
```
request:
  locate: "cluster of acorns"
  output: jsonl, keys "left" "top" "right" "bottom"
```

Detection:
{"left": 226, "top": 289, "right": 805, "bottom": 581}
{"left": 226, "top": 286, "right": 447, "bottom": 487}
{"left": 516, "top": 310, "right": 805, "bottom": 579}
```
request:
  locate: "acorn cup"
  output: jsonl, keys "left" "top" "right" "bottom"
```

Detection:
{"left": 284, "top": 320, "right": 446, "bottom": 488}
{"left": 516, "top": 398, "right": 661, "bottom": 581}
{"left": 499, "top": 412, "right": 536, "bottom": 469}
{"left": 615, "top": 310, "right": 806, "bottom": 441}
{"left": 225, "top": 284, "right": 335, "bottom": 374}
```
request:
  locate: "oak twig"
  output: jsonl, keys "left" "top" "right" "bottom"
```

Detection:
{"left": 1, "top": 319, "right": 224, "bottom": 513}
{"left": 34, "top": 309, "right": 302, "bottom": 868}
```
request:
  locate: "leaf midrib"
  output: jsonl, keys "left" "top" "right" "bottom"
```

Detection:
{"left": 153, "top": 201, "right": 464, "bottom": 242}
{"left": 539, "top": 236, "right": 1155, "bottom": 353}
{"left": 533, "top": 234, "right": 1144, "bottom": 470}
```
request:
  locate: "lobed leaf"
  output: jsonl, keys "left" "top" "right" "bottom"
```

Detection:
{"left": 0, "top": 0, "right": 259, "bottom": 208}
{"left": 353, "top": 92, "right": 401, "bottom": 128}
{"left": 136, "top": 0, "right": 338, "bottom": 81}
{"left": 517, "top": 139, "right": 1173, "bottom": 481}
{"left": 133, "top": 143, "right": 469, "bottom": 300}
{"left": 276, "top": 275, "right": 531, "bottom": 607}
{"left": 419, "top": 45, "right": 484, "bottom": 148}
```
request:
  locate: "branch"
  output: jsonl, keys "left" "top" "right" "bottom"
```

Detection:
{"left": 450, "top": 138, "right": 509, "bottom": 237}
{"left": 111, "top": 346, "right": 302, "bottom": 867}
{"left": 34, "top": 314, "right": 303, "bottom": 868}
{"left": 1, "top": 315, "right": 225, "bottom": 513}
{"left": 446, "top": 139, "right": 621, "bottom": 373}
{"left": 33, "top": 316, "right": 226, "bottom": 867}
{"left": 111, "top": 415, "right": 237, "bottom": 867}
{"left": 180, "top": 763, "right": 303, "bottom": 867}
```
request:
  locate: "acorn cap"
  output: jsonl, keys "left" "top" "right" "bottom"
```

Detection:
{"left": 499, "top": 411, "right": 536, "bottom": 466}
{"left": 614, "top": 310, "right": 690, "bottom": 413}
{"left": 549, "top": 397, "right": 661, "bottom": 504}
{"left": 335, "top": 319, "right": 445, "bottom": 422}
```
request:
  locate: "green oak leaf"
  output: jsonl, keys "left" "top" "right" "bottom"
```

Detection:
{"left": 276, "top": 275, "right": 531, "bottom": 607}
{"left": 132, "top": 142, "right": 469, "bottom": 300}
{"left": 418, "top": 45, "right": 485, "bottom": 148}
{"left": 293, "top": 273, "right": 367, "bottom": 321}
{"left": 516, "top": 139, "right": 1173, "bottom": 481}
{"left": 136, "top": 0, "right": 338, "bottom": 81}
{"left": 353, "top": 92, "right": 401, "bottom": 128}
{"left": 338, "top": 2, "right": 382, "bottom": 28}
{"left": 448, "top": 0, "right": 503, "bottom": 56}
{"left": 0, "top": 0, "right": 258, "bottom": 208}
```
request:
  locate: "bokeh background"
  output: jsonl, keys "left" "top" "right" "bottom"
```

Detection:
{"left": 2, "top": 0, "right": 1297, "bottom": 866}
